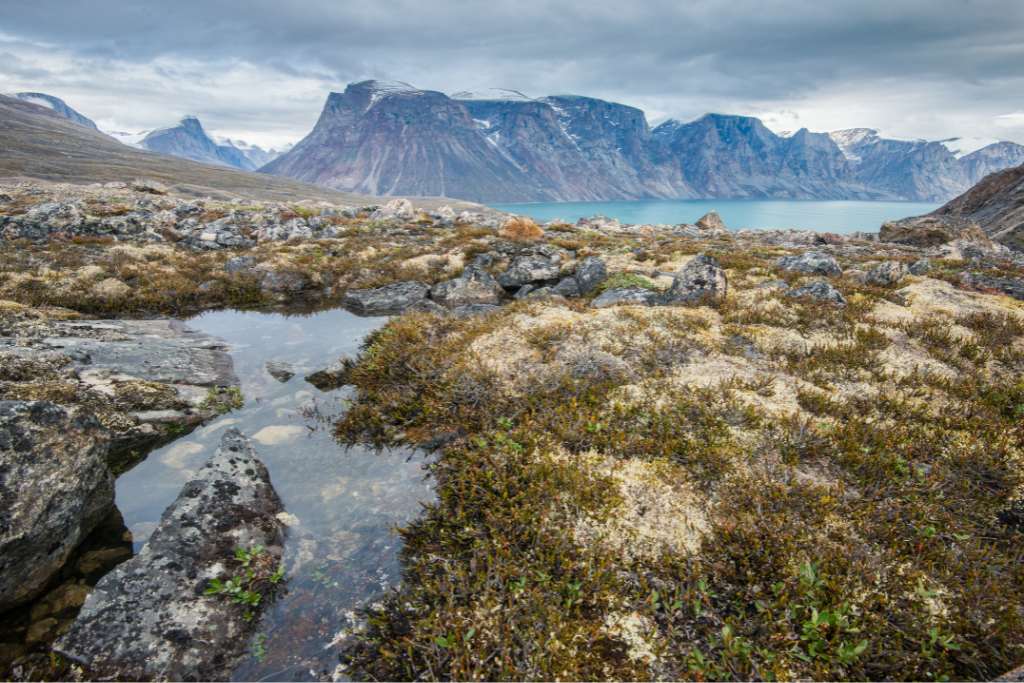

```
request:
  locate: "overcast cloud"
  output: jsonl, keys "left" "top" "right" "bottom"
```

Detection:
{"left": 1, "top": 0, "right": 1023, "bottom": 149}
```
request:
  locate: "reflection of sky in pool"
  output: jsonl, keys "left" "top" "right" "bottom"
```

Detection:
{"left": 115, "top": 308, "right": 434, "bottom": 681}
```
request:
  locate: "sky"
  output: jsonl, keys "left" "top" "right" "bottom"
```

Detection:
{"left": 2, "top": 0, "right": 1023, "bottom": 150}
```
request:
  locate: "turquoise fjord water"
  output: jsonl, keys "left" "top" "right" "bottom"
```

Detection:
{"left": 491, "top": 199, "right": 941, "bottom": 234}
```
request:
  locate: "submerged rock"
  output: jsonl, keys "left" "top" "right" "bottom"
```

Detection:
{"left": 342, "top": 281, "right": 429, "bottom": 315}
{"left": 265, "top": 360, "right": 296, "bottom": 383}
{"left": 776, "top": 251, "right": 843, "bottom": 276}
{"left": 661, "top": 253, "right": 727, "bottom": 305}
{"left": 0, "top": 401, "right": 113, "bottom": 612}
{"left": 305, "top": 359, "right": 350, "bottom": 391}
{"left": 56, "top": 430, "right": 284, "bottom": 681}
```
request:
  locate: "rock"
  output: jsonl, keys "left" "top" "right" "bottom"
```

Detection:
{"left": 591, "top": 287, "right": 658, "bottom": 308}
{"left": 342, "top": 281, "right": 429, "bottom": 314}
{"left": 406, "top": 299, "right": 448, "bottom": 315}
{"left": 695, "top": 211, "right": 727, "bottom": 233}
{"left": 959, "top": 272, "right": 1024, "bottom": 301}
{"left": 55, "top": 430, "right": 285, "bottom": 681}
{"left": 880, "top": 215, "right": 989, "bottom": 247}
{"left": 258, "top": 267, "right": 310, "bottom": 295}
{"left": 430, "top": 266, "right": 505, "bottom": 307}
{"left": 251, "top": 424, "right": 305, "bottom": 446}
{"left": 74, "top": 546, "right": 133, "bottom": 581}
{"left": 786, "top": 280, "right": 847, "bottom": 306}
{"left": 30, "top": 583, "right": 92, "bottom": 622}
{"left": 776, "top": 251, "right": 842, "bottom": 276}
{"left": 551, "top": 277, "right": 582, "bottom": 298}
{"left": 514, "top": 284, "right": 537, "bottom": 299}
{"left": 265, "top": 360, "right": 295, "bottom": 383}
{"left": 224, "top": 255, "right": 256, "bottom": 273}
{"left": 909, "top": 258, "right": 932, "bottom": 275}
{"left": 574, "top": 256, "right": 608, "bottom": 295}
{"left": 498, "top": 254, "right": 561, "bottom": 289}
{"left": 90, "top": 278, "right": 131, "bottom": 299}
{"left": 452, "top": 304, "right": 502, "bottom": 317}
{"left": 305, "top": 360, "right": 349, "bottom": 391}
{"left": 370, "top": 198, "right": 414, "bottom": 222}
{"left": 129, "top": 179, "right": 168, "bottom": 195}
{"left": 0, "top": 401, "right": 113, "bottom": 612}
{"left": 661, "top": 253, "right": 727, "bottom": 305}
{"left": 25, "top": 618, "right": 61, "bottom": 646}
{"left": 865, "top": 261, "right": 909, "bottom": 287}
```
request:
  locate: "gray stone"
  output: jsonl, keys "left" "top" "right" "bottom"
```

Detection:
{"left": 497, "top": 254, "right": 561, "bottom": 289}
{"left": 695, "top": 211, "right": 728, "bottom": 233}
{"left": 305, "top": 359, "right": 350, "bottom": 391}
{"left": 786, "top": 280, "right": 848, "bottom": 306}
{"left": 259, "top": 268, "right": 310, "bottom": 295}
{"left": 591, "top": 287, "right": 659, "bottom": 308}
{"left": 908, "top": 259, "right": 932, "bottom": 276}
{"left": 661, "top": 253, "right": 727, "bottom": 305}
{"left": 0, "top": 401, "right": 113, "bottom": 612}
{"left": 430, "top": 266, "right": 505, "bottom": 307}
{"left": 865, "top": 261, "right": 909, "bottom": 287}
{"left": 342, "top": 281, "right": 429, "bottom": 315}
{"left": 513, "top": 284, "right": 537, "bottom": 299}
{"left": 56, "top": 430, "right": 285, "bottom": 681}
{"left": 551, "top": 276, "right": 582, "bottom": 298}
{"left": 224, "top": 255, "right": 256, "bottom": 273}
{"left": 776, "top": 251, "right": 843, "bottom": 276}
{"left": 574, "top": 256, "right": 608, "bottom": 294}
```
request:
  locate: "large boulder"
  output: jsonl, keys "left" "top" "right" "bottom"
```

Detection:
{"left": 0, "top": 401, "right": 113, "bottom": 612}
{"left": 56, "top": 430, "right": 285, "bottom": 681}
{"left": 661, "top": 254, "right": 727, "bottom": 305}
{"left": 879, "top": 215, "right": 990, "bottom": 248}
{"left": 430, "top": 266, "right": 505, "bottom": 307}
{"left": 369, "top": 198, "right": 415, "bottom": 222}
{"left": 786, "top": 280, "right": 847, "bottom": 306}
{"left": 574, "top": 256, "right": 608, "bottom": 295}
{"left": 497, "top": 254, "right": 562, "bottom": 289}
{"left": 342, "top": 281, "right": 429, "bottom": 315}
{"left": 865, "top": 261, "right": 909, "bottom": 287}
{"left": 695, "top": 211, "right": 728, "bottom": 235}
{"left": 776, "top": 251, "right": 843, "bottom": 276}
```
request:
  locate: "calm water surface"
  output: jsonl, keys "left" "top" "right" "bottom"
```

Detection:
{"left": 115, "top": 308, "right": 433, "bottom": 681}
{"left": 492, "top": 199, "right": 940, "bottom": 233}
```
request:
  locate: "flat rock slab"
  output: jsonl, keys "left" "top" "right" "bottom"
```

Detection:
{"left": 39, "top": 319, "right": 235, "bottom": 387}
{"left": 55, "top": 430, "right": 284, "bottom": 681}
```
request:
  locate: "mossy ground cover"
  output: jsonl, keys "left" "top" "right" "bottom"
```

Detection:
{"left": 334, "top": 274, "right": 1024, "bottom": 680}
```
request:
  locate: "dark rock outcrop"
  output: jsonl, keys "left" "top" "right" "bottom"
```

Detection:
{"left": 342, "top": 281, "right": 429, "bottom": 314}
{"left": 430, "top": 265, "right": 505, "bottom": 307}
{"left": 786, "top": 281, "right": 847, "bottom": 306}
{"left": 865, "top": 261, "right": 909, "bottom": 287}
{"left": 574, "top": 256, "right": 608, "bottom": 295}
{"left": 0, "top": 401, "right": 113, "bottom": 612}
{"left": 55, "top": 430, "right": 284, "bottom": 681}
{"left": 591, "top": 287, "right": 658, "bottom": 308}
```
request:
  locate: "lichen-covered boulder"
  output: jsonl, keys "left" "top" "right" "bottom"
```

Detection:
{"left": 55, "top": 430, "right": 284, "bottom": 681}
{"left": 776, "top": 251, "right": 842, "bottom": 276}
{"left": 342, "top": 281, "right": 429, "bottom": 314}
{"left": 574, "top": 256, "right": 608, "bottom": 295}
{"left": 0, "top": 401, "right": 113, "bottom": 612}
{"left": 865, "top": 261, "right": 909, "bottom": 287}
{"left": 497, "top": 254, "right": 562, "bottom": 289}
{"left": 695, "top": 211, "right": 728, "bottom": 235}
{"left": 661, "top": 253, "right": 727, "bottom": 305}
{"left": 786, "top": 280, "right": 847, "bottom": 306}
{"left": 430, "top": 266, "right": 505, "bottom": 307}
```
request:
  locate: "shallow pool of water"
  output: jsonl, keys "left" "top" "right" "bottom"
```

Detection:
{"left": 115, "top": 308, "right": 434, "bottom": 680}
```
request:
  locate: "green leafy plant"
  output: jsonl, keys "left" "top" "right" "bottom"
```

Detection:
{"left": 205, "top": 545, "right": 285, "bottom": 621}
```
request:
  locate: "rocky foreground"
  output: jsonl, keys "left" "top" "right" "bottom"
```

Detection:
{"left": 1, "top": 178, "right": 1024, "bottom": 680}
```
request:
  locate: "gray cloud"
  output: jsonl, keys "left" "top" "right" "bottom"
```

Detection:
{"left": 2, "top": 0, "right": 1023, "bottom": 148}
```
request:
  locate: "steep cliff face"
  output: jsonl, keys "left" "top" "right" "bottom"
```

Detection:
{"left": 140, "top": 117, "right": 258, "bottom": 171}
{"left": 262, "top": 80, "right": 1024, "bottom": 203}
{"left": 264, "top": 81, "right": 551, "bottom": 201}
{"left": 959, "top": 142, "right": 1024, "bottom": 185}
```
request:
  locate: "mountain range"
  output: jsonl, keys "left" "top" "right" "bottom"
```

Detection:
{"left": 264, "top": 80, "right": 1024, "bottom": 203}
{"left": 14, "top": 85, "right": 1024, "bottom": 204}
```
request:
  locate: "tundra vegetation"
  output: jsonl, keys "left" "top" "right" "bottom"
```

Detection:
{"left": 1, "top": 180, "right": 1023, "bottom": 681}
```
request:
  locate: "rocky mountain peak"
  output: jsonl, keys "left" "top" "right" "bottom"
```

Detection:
{"left": 13, "top": 92, "right": 99, "bottom": 130}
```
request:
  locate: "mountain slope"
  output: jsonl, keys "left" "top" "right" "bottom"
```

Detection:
{"left": 958, "top": 142, "right": 1024, "bottom": 185}
{"left": 0, "top": 94, "right": 385, "bottom": 204}
{"left": 931, "top": 162, "right": 1024, "bottom": 250}
{"left": 14, "top": 92, "right": 99, "bottom": 130}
